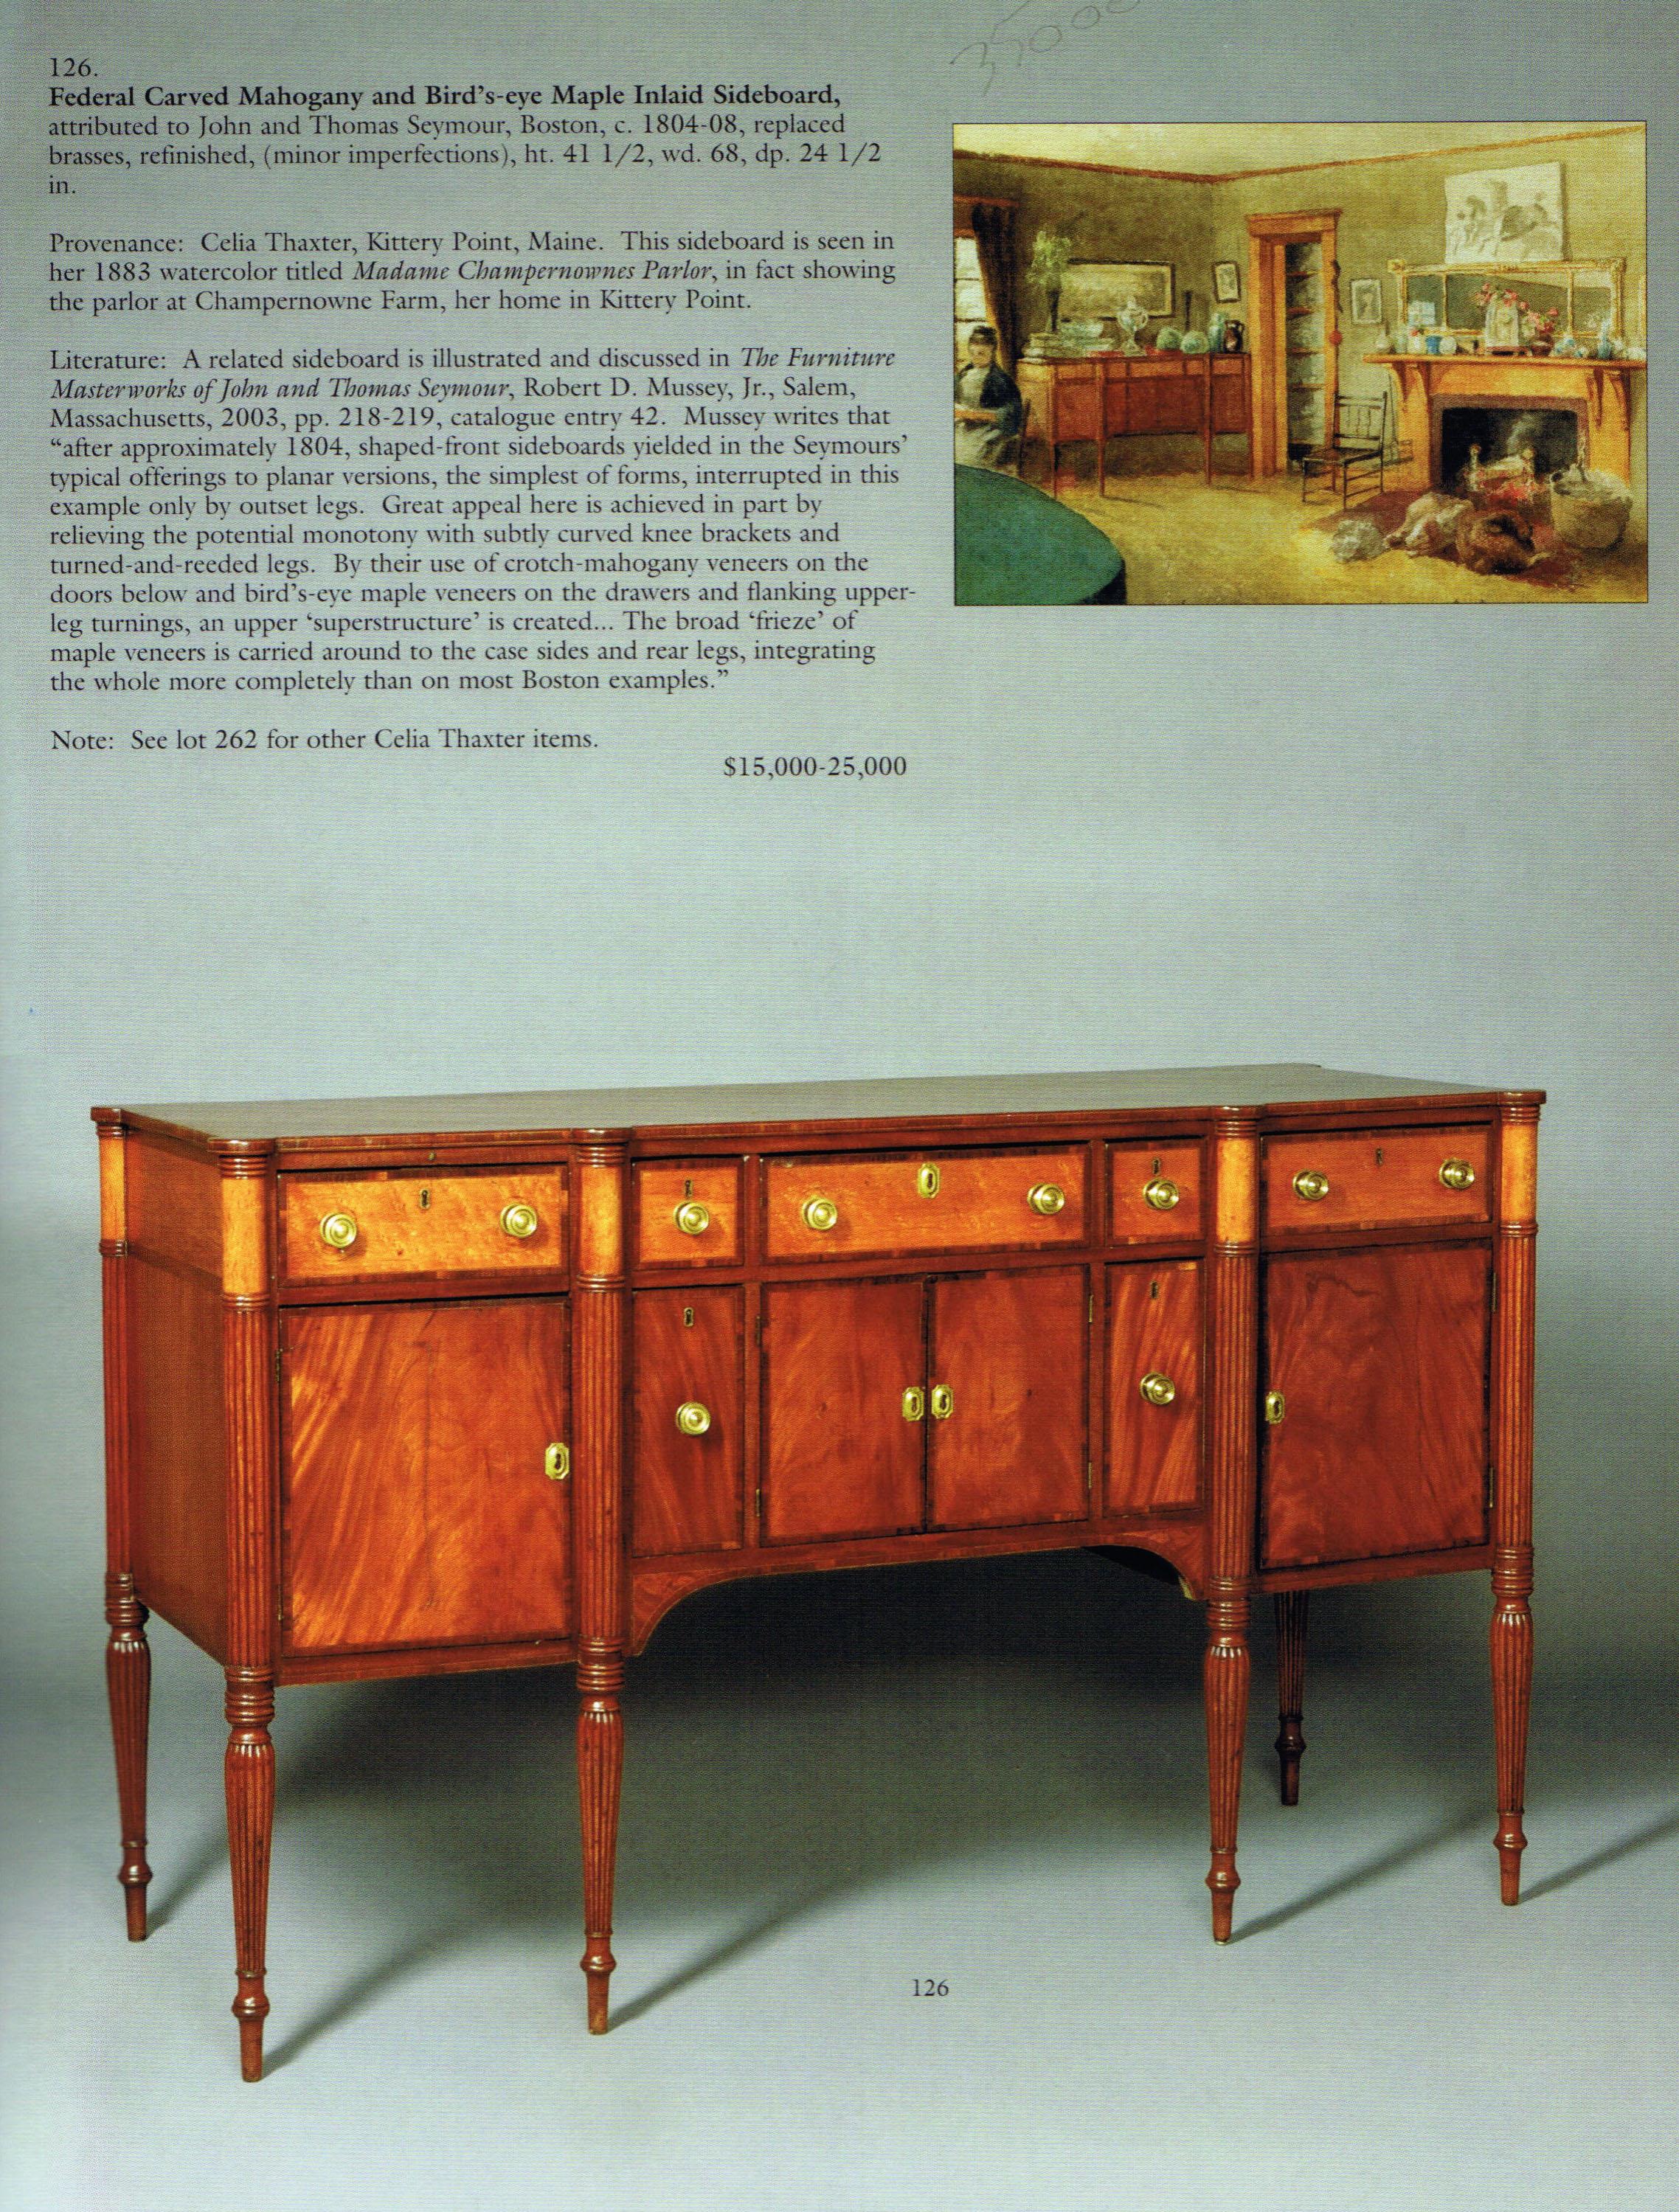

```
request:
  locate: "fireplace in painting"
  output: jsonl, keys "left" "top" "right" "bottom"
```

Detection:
{"left": 1434, "top": 399, "right": 1582, "bottom": 490}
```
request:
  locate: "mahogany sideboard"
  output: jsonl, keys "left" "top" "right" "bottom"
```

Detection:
{"left": 1014, "top": 349, "right": 1253, "bottom": 492}
{"left": 95, "top": 1064, "right": 1540, "bottom": 2078}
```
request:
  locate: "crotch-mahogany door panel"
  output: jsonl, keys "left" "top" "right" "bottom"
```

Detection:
{"left": 282, "top": 1298, "right": 572, "bottom": 1654}
{"left": 1260, "top": 1244, "right": 1489, "bottom": 1570}
{"left": 1105, "top": 1259, "right": 1202, "bottom": 1515}
{"left": 927, "top": 1267, "right": 1087, "bottom": 1530}
{"left": 631, "top": 1287, "right": 744, "bottom": 1556}
{"left": 761, "top": 1277, "right": 927, "bottom": 1543}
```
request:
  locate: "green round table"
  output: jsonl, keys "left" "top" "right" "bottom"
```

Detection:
{"left": 955, "top": 463, "right": 1127, "bottom": 605}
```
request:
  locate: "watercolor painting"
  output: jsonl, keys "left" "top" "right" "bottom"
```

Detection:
{"left": 952, "top": 123, "right": 1645, "bottom": 606}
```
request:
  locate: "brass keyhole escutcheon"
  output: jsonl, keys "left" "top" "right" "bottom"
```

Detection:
{"left": 1139, "top": 1371, "right": 1177, "bottom": 1408}
{"left": 319, "top": 1211, "right": 358, "bottom": 1250}
{"left": 1264, "top": 1390, "right": 1287, "bottom": 1426}
{"left": 916, "top": 1163, "right": 941, "bottom": 1199}
{"left": 1027, "top": 1182, "right": 1066, "bottom": 1216}
{"left": 683, "top": 1306, "right": 695, "bottom": 1328}
{"left": 929, "top": 1384, "right": 953, "bottom": 1421}
{"left": 674, "top": 1200, "right": 711, "bottom": 1236}
{"left": 1292, "top": 1170, "right": 1330, "bottom": 1203}
{"left": 675, "top": 1401, "right": 711, "bottom": 1438}
{"left": 418, "top": 1186, "right": 431, "bottom": 1210}
{"left": 544, "top": 1442, "right": 570, "bottom": 1482}
{"left": 802, "top": 1196, "right": 839, "bottom": 1233}
{"left": 501, "top": 1201, "right": 539, "bottom": 1239}
{"left": 1143, "top": 1176, "right": 1180, "bottom": 1211}
{"left": 901, "top": 1386, "right": 925, "bottom": 1421}
{"left": 1439, "top": 1157, "right": 1476, "bottom": 1190}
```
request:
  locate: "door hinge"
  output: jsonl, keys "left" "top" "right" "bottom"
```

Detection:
{"left": 273, "top": 1346, "right": 283, "bottom": 1382}
{"left": 1491, "top": 1275, "right": 1499, "bottom": 1311}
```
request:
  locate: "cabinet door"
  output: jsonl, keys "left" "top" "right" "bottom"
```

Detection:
{"left": 283, "top": 1298, "right": 571, "bottom": 1654}
{"left": 1106, "top": 1259, "right": 1202, "bottom": 1514}
{"left": 631, "top": 1287, "right": 744, "bottom": 1556}
{"left": 762, "top": 1279, "right": 925, "bottom": 1543}
{"left": 1261, "top": 1245, "right": 1489, "bottom": 1571}
{"left": 928, "top": 1268, "right": 1087, "bottom": 1530}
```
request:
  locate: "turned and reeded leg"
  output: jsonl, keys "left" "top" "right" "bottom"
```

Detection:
{"left": 577, "top": 1657, "right": 624, "bottom": 2033}
{"left": 105, "top": 1571, "right": 152, "bottom": 1939}
{"left": 1204, "top": 1592, "right": 1251, "bottom": 1941}
{"left": 224, "top": 1671, "right": 274, "bottom": 2081}
{"left": 1491, "top": 1548, "right": 1533, "bottom": 1904}
{"left": 1273, "top": 1590, "right": 1309, "bottom": 1806}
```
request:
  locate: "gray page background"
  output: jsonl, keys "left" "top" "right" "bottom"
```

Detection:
{"left": 3, "top": 3, "right": 1675, "bottom": 2205}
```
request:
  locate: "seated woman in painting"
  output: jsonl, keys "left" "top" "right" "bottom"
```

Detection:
{"left": 954, "top": 325, "right": 1022, "bottom": 468}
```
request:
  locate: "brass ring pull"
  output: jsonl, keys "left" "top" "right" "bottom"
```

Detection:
{"left": 1143, "top": 1176, "right": 1181, "bottom": 1211}
{"left": 801, "top": 1196, "right": 839, "bottom": 1233}
{"left": 1027, "top": 1182, "right": 1066, "bottom": 1216}
{"left": 544, "top": 1442, "right": 571, "bottom": 1482}
{"left": 1292, "top": 1170, "right": 1330, "bottom": 1202}
{"left": 1139, "top": 1371, "right": 1177, "bottom": 1408}
{"left": 1439, "top": 1157, "right": 1476, "bottom": 1190}
{"left": 319, "top": 1211, "right": 358, "bottom": 1250}
{"left": 929, "top": 1383, "right": 953, "bottom": 1421}
{"left": 915, "top": 1163, "right": 941, "bottom": 1199}
{"left": 674, "top": 1200, "right": 712, "bottom": 1236}
{"left": 901, "top": 1386, "right": 925, "bottom": 1421}
{"left": 675, "top": 1401, "right": 711, "bottom": 1438}
{"left": 501, "top": 1201, "right": 539, "bottom": 1239}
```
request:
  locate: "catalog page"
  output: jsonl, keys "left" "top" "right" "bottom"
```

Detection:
{"left": 3, "top": 1, "right": 1674, "bottom": 2207}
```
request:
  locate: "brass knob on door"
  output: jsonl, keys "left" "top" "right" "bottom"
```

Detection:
{"left": 1439, "top": 1157, "right": 1476, "bottom": 1190}
{"left": 1139, "top": 1371, "right": 1177, "bottom": 1408}
{"left": 802, "top": 1196, "right": 839, "bottom": 1233}
{"left": 674, "top": 1200, "right": 712, "bottom": 1236}
{"left": 319, "top": 1211, "right": 358, "bottom": 1250}
{"left": 1143, "top": 1177, "right": 1180, "bottom": 1211}
{"left": 929, "top": 1384, "right": 954, "bottom": 1421}
{"left": 675, "top": 1401, "right": 711, "bottom": 1437}
{"left": 1027, "top": 1182, "right": 1066, "bottom": 1216}
{"left": 1292, "top": 1170, "right": 1330, "bottom": 1202}
{"left": 544, "top": 1442, "right": 571, "bottom": 1481}
{"left": 500, "top": 1201, "right": 539, "bottom": 1239}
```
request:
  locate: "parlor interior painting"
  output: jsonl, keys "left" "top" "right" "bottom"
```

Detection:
{"left": 952, "top": 123, "right": 1646, "bottom": 606}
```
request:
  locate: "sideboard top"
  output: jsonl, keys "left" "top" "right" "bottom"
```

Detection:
{"left": 97, "top": 1064, "right": 1538, "bottom": 1151}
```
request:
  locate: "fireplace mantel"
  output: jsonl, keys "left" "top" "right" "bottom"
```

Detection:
{"left": 1368, "top": 353, "right": 1644, "bottom": 490}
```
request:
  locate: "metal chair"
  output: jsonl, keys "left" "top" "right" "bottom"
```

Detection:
{"left": 1300, "top": 388, "right": 1390, "bottom": 506}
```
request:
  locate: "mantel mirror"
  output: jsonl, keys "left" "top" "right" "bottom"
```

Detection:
{"left": 1390, "top": 258, "right": 1624, "bottom": 341}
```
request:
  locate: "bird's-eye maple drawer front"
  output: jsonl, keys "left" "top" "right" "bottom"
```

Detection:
{"left": 280, "top": 1166, "right": 567, "bottom": 1285}
{"left": 1261, "top": 1126, "right": 1491, "bottom": 1234}
{"left": 631, "top": 1288, "right": 744, "bottom": 1556}
{"left": 1104, "top": 1260, "right": 1202, "bottom": 1514}
{"left": 633, "top": 1161, "right": 743, "bottom": 1269}
{"left": 762, "top": 1148, "right": 1087, "bottom": 1263}
{"left": 1260, "top": 1244, "right": 1490, "bottom": 1571}
{"left": 281, "top": 1297, "right": 572, "bottom": 1654}
{"left": 1107, "top": 1142, "right": 1203, "bottom": 1244}
{"left": 759, "top": 1269, "right": 1089, "bottom": 1544}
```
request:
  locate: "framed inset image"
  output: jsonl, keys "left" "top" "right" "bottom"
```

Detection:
{"left": 1213, "top": 260, "right": 1240, "bottom": 302}
{"left": 1350, "top": 277, "right": 1385, "bottom": 325}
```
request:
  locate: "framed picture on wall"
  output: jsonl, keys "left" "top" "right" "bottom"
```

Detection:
{"left": 1350, "top": 277, "right": 1385, "bottom": 325}
{"left": 1213, "top": 260, "right": 1240, "bottom": 301}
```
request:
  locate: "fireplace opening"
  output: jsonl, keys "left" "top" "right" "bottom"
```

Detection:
{"left": 1438, "top": 404, "right": 1580, "bottom": 492}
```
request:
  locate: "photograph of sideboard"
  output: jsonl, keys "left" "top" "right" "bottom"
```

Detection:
{"left": 95, "top": 1065, "right": 1540, "bottom": 2079}
{"left": 952, "top": 122, "right": 1644, "bottom": 603}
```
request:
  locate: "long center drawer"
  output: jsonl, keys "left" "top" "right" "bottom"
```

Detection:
{"left": 763, "top": 1148, "right": 1087, "bottom": 1261}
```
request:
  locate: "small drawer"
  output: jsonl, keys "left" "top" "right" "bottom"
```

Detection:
{"left": 1262, "top": 1127, "right": 1491, "bottom": 1233}
{"left": 1108, "top": 1141, "right": 1202, "bottom": 1243}
{"left": 282, "top": 1166, "right": 566, "bottom": 1284}
{"left": 634, "top": 1161, "right": 742, "bottom": 1269}
{"left": 763, "top": 1148, "right": 1087, "bottom": 1262}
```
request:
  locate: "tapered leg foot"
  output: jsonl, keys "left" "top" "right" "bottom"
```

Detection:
{"left": 1204, "top": 1594, "right": 1250, "bottom": 1943}
{"left": 578, "top": 1659, "right": 624, "bottom": 2034}
{"left": 1491, "top": 1549, "right": 1533, "bottom": 1907}
{"left": 105, "top": 1574, "right": 153, "bottom": 1940}
{"left": 1273, "top": 1590, "right": 1309, "bottom": 1807}
{"left": 224, "top": 1673, "right": 274, "bottom": 2081}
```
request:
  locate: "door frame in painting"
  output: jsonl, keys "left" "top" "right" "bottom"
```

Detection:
{"left": 1247, "top": 209, "right": 1341, "bottom": 476}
